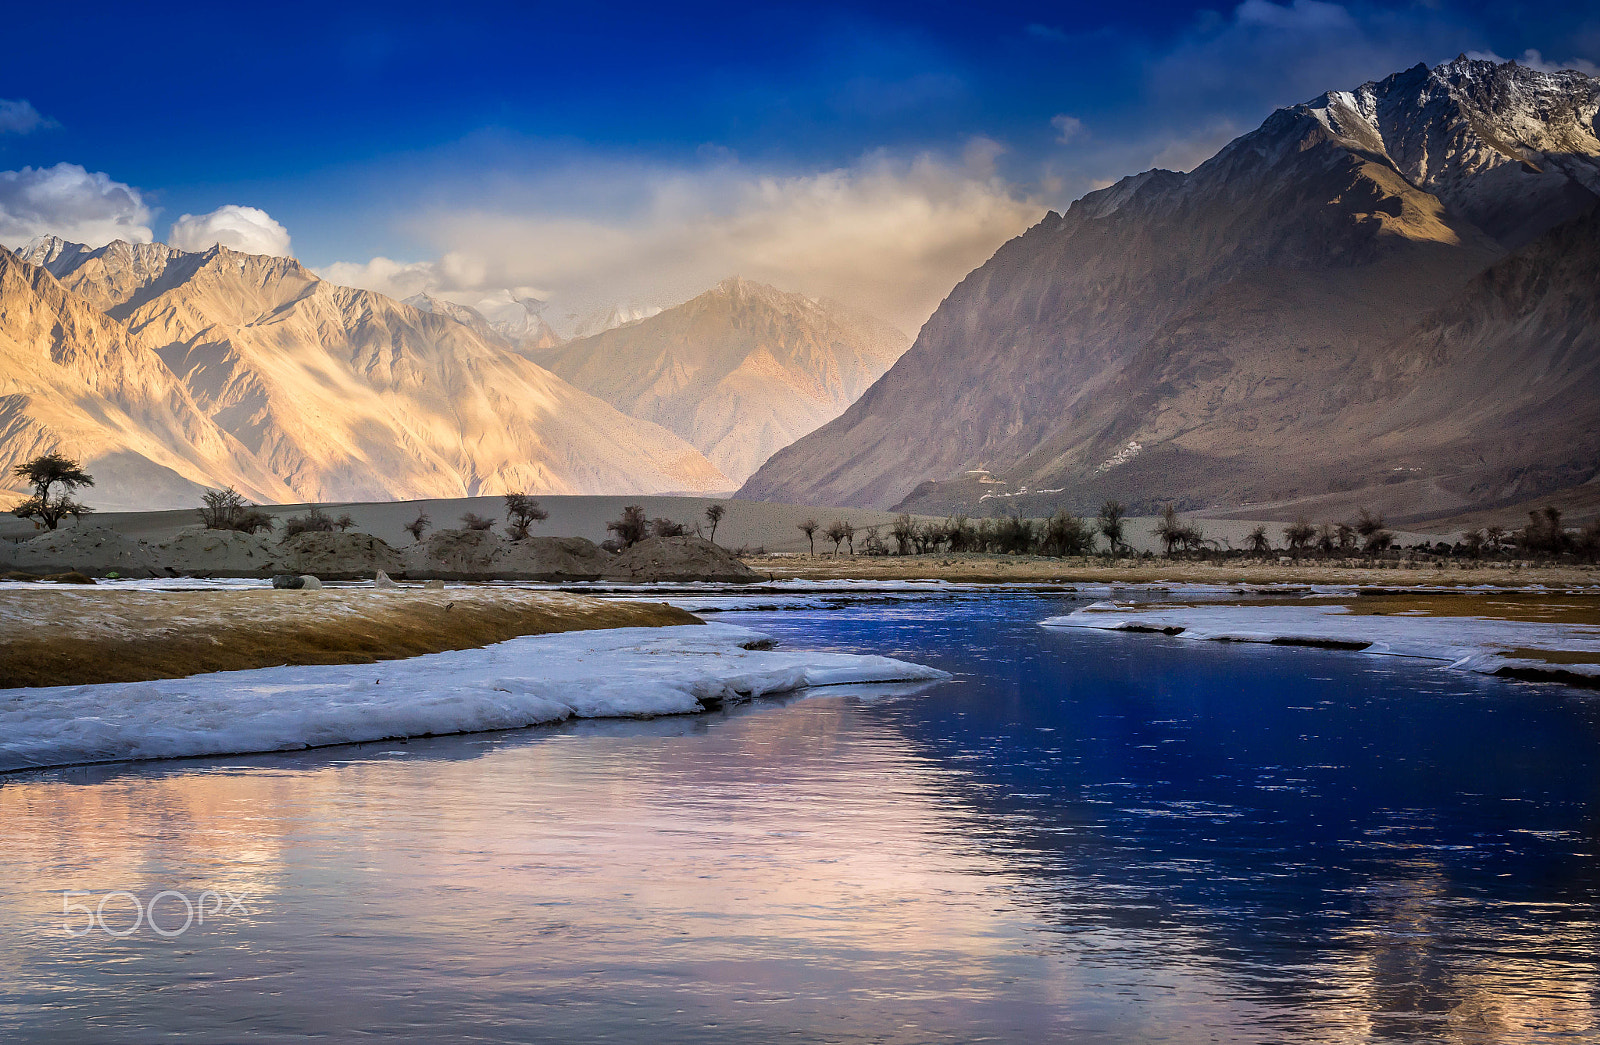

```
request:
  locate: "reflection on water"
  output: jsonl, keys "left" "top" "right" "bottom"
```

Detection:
{"left": 2, "top": 592, "right": 1598, "bottom": 1043}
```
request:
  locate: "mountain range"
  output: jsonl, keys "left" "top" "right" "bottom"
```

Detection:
{"left": 2, "top": 239, "right": 731, "bottom": 508}
{"left": 534, "top": 278, "right": 908, "bottom": 483}
{"left": 738, "top": 57, "right": 1600, "bottom": 523}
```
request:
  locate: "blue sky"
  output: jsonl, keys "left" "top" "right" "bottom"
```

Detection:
{"left": 2, "top": 1, "right": 1597, "bottom": 330}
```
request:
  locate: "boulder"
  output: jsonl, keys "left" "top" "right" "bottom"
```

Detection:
{"left": 272, "top": 573, "right": 304, "bottom": 590}
{"left": 603, "top": 536, "right": 759, "bottom": 584}
{"left": 280, "top": 531, "right": 403, "bottom": 581}
{"left": 148, "top": 526, "right": 284, "bottom": 577}
{"left": 300, "top": 575, "right": 323, "bottom": 590}
{"left": 373, "top": 570, "right": 400, "bottom": 589}
{"left": 8, "top": 526, "right": 162, "bottom": 578}
{"left": 494, "top": 535, "right": 610, "bottom": 581}
{"left": 401, "top": 529, "right": 507, "bottom": 580}
{"left": 423, "top": 579, "right": 446, "bottom": 590}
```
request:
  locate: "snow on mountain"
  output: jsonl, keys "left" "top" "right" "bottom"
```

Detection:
{"left": 739, "top": 57, "right": 1600, "bottom": 519}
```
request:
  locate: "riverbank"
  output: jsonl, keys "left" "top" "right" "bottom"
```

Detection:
{"left": 0, "top": 622, "right": 947, "bottom": 772}
{"left": 1042, "top": 588, "right": 1600, "bottom": 687}
{"left": 0, "top": 587, "right": 698, "bottom": 688}
{"left": 743, "top": 552, "right": 1600, "bottom": 587}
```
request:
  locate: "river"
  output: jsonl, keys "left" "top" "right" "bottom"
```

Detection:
{"left": 2, "top": 589, "right": 1597, "bottom": 1042}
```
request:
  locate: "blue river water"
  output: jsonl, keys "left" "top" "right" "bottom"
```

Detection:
{"left": 1, "top": 590, "right": 1597, "bottom": 1043}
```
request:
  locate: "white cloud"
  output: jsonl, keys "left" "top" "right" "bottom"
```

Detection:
{"left": 0, "top": 163, "right": 153, "bottom": 247}
{"left": 319, "top": 147, "right": 1042, "bottom": 335}
{"left": 169, "top": 205, "right": 292, "bottom": 257}
{"left": 1050, "top": 114, "right": 1085, "bottom": 144}
{"left": 0, "top": 99, "right": 55, "bottom": 135}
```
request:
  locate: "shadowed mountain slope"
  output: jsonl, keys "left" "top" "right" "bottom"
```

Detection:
{"left": 737, "top": 57, "right": 1600, "bottom": 518}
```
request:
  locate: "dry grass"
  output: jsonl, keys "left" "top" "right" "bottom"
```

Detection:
{"left": 1133, "top": 590, "right": 1600, "bottom": 627}
{"left": 743, "top": 553, "right": 1600, "bottom": 588}
{"left": 0, "top": 588, "right": 699, "bottom": 689}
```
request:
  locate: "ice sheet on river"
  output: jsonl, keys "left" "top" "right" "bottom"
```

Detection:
{"left": 0, "top": 623, "right": 947, "bottom": 772}
{"left": 1042, "top": 602, "right": 1600, "bottom": 682}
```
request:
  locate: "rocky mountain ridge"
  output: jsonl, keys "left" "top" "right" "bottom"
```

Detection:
{"left": 3, "top": 238, "right": 732, "bottom": 507}
{"left": 738, "top": 57, "right": 1600, "bottom": 522}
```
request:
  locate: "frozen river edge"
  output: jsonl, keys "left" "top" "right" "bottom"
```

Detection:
{"left": 0, "top": 623, "right": 948, "bottom": 773}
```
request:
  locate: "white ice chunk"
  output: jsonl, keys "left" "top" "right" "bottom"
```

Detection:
{"left": 0, "top": 623, "right": 946, "bottom": 772}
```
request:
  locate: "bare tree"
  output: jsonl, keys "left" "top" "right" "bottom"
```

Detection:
{"left": 703, "top": 504, "right": 726, "bottom": 545}
{"left": 1283, "top": 517, "right": 1315, "bottom": 554}
{"left": 199, "top": 487, "right": 248, "bottom": 529}
{"left": 1521, "top": 506, "right": 1568, "bottom": 555}
{"left": 503, "top": 493, "right": 549, "bottom": 541}
{"left": 459, "top": 512, "right": 496, "bottom": 531}
{"left": 1246, "top": 525, "right": 1271, "bottom": 556}
{"left": 890, "top": 514, "right": 916, "bottom": 555}
{"left": 335, "top": 513, "right": 357, "bottom": 532}
{"left": 9, "top": 452, "right": 95, "bottom": 530}
{"left": 651, "top": 517, "right": 687, "bottom": 538}
{"left": 404, "top": 511, "right": 431, "bottom": 542}
{"left": 1044, "top": 509, "right": 1093, "bottom": 556}
{"left": 823, "top": 519, "right": 849, "bottom": 557}
{"left": 1154, "top": 504, "right": 1186, "bottom": 557}
{"left": 283, "top": 507, "right": 336, "bottom": 536}
{"left": 607, "top": 505, "right": 648, "bottom": 548}
{"left": 843, "top": 521, "right": 856, "bottom": 555}
{"left": 1355, "top": 508, "right": 1392, "bottom": 555}
{"left": 1097, "top": 500, "right": 1127, "bottom": 555}
{"left": 797, "top": 517, "right": 819, "bottom": 556}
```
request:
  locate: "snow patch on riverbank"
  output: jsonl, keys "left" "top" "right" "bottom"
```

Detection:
{"left": 0, "top": 623, "right": 947, "bottom": 772}
{"left": 1042, "top": 603, "right": 1600, "bottom": 682}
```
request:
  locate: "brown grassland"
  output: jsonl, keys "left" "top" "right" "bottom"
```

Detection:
{"left": 0, "top": 588, "right": 699, "bottom": 689}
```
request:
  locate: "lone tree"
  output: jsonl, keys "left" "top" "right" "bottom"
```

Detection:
{"left": 1155, "top": 504, "right": 1186, "bottom": 557}
{"left": 1246, "top": 525, "right": 1272, "bottom": 556}
{"left": 607, "top": 505, "right": 648, "bottom": 548}
{"left": 199, "top": 486, "right": 247, "bottom": 529}
{"left": 335, "top": 512, "right": 357, "bottom": 532}
{"left": 198, "top": 487, "right": 274, "bottom": 534}
{"left": 404, "top": 511, "right": 431, "bottom": 542}
{"left": 797, "top": 517, "right": 819, "bottom": 556}
{"left": 824, "top": 519, "right": 849, "bottom": 557}
{"left": 10, "top": 452, "right": 95, "bottom": 530}
{"left": 703, "top": 503, "right": 726, "bottom": 545}
{"left": 1283, "top": 517, "right": 1316, "bottom": 555}
{"left": 503, "top": 493, "right": 549, "bottom": 541}
{"left": 1097, "top": 500, "right": 1127, "bottom": 555}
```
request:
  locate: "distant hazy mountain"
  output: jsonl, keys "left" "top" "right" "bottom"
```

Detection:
{"left": 557, "top": 303, "right": 663, "bottom": 341}
{"left": 535, "top": 277, "right": 909, "bottom": 483}
{"left": 404, "top": 292, "right": 562, "bottom": 352}
{"left": 739, "top": 58, "right": 1600, "bottom": 520}
{"left": 7, "top": 239, "right": 730, "bottom": 507}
